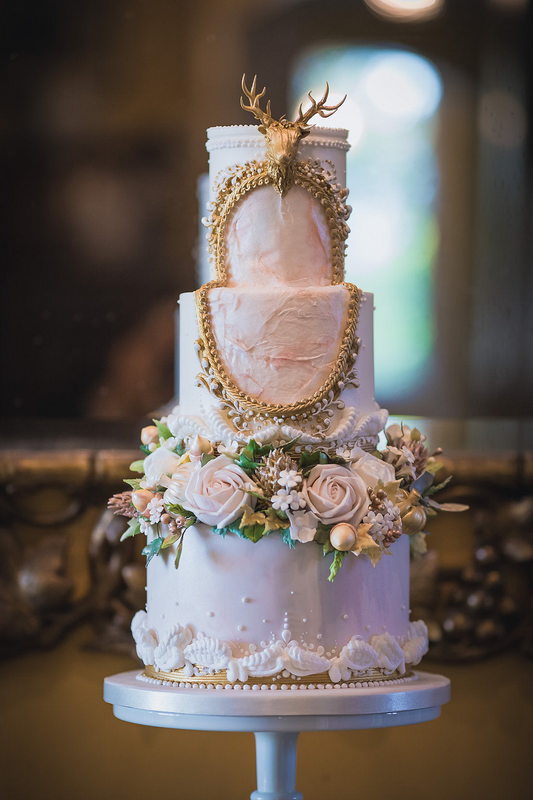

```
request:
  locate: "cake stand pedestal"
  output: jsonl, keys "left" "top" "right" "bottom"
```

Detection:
{"left": 104, "top": 670, "right": 450, "bottom": 800}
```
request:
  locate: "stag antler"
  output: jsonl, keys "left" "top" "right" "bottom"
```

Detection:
{"left": 295, "top": 83, "right": 346, "bottom": 132}
{"left": 240, "top": 74, "right": 273, "bottom": 128}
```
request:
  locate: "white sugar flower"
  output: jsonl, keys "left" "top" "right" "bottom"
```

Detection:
{"left": 381, "top": 445, "right": 416, "bottom": 481}
{"left": 287, "top": 510, "right": 319, "bottom": 543}
{"left": 217, "top": 440, "right": 239, "bottom": 455}
{"left": 139, "top": 517, "right": 152, "bottom": 535}
{"left": 287, "top": 490, "right": 306, "bottom": 511}
{"left": 277, "top": 469, "right": 302, "bottom": 489}
{"left": 271, "top": 488, "right": 291, "bottom": 511}
{"left": 147, "top": 497, "right": 165, "bottom": 524}
{"left": 160, "top": 437, "right": 179, "bottom": 451}
{"left": 272, "top": 488, "right": 306, "bottom": 512}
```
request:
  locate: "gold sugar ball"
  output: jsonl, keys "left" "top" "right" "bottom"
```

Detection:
{"left": 330, "top": 523, "right": 357, "bottom": 552}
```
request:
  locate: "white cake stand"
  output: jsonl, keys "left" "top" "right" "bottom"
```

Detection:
{"left": 104, "top": 670, "right": 449, "bottom": 800}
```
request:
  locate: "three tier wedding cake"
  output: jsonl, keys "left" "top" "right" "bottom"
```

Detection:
{"left": 109, "top": 78, "right": 461, "bottom": 689}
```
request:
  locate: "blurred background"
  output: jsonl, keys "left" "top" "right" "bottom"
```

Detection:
{"left": 0, "top": 1, "right": 532, "bottom": 799}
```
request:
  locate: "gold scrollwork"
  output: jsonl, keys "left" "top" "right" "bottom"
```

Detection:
{"left": 196, "top": 155, "right": 360, "bottom": 431}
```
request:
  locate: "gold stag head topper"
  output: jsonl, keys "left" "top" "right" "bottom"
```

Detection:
{"left": 240, "top": 75, "right": 346, "bottom": 197}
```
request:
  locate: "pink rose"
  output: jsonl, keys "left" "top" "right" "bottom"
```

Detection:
{"left": 302, "top": 463, "right": 368, "bottom": 527}
{"left": 182, "top": 455, "right": 256, "bottom": 528}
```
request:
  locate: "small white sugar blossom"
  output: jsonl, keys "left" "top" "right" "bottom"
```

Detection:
{"left": 139, "top": 517, "right": 152, "bottom": 535}
{"left": 147, "top": 496, "right": 165, "bottom": 524}
{"left": 287, "top": 510, "right": 319, "bottom": 543}
{"left": 277, "top": 469, "right": 302, "bottom": 489}
{"left": 271, "top": 488, "right": 306, "bottom": 512}
{"left": 217, "top": 440, "right": 239, "bottom": 455}
{"left": 335, "top": 445, "right": 365, "bottom": 461}
{"left": 363, "top": 500, "right": 401, "bottom": 543}
{"left": 160, "top": 437, "right": 179, "bottom": 451}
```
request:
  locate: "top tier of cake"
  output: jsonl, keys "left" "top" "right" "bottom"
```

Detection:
{"left": 205, "top": 126, "right": 350, "bottom": 288}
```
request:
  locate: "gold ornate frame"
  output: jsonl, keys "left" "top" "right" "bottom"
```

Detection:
{"left": 195, "top": 157, "right": 361, "bottom": 426}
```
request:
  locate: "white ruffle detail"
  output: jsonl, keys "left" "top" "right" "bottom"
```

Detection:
{"left": 167, "top": 402, "right": 388, "bottom": 451}
{"left": 134, "top": 615, "right": 429, "bottom": 684}
{"left": 401, "top": 620, "right": 429, "bottom": 666}
{"left": 329, "top": 636, "right": 381, "bottom": 682}
{"left": 183, "top": 632, "right": 233, "bottom": 671}
{"left": 131, "top": 611, "right": 158, "bottom": 666}
{"left": 369, "top": 632, "right": 406, "bottom": 675}
{"left": 131, "top": 612, "right": 195, "bottom": 672}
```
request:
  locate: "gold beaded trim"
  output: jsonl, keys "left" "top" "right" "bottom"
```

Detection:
{"left": 143, "top": 664, "right": 413, "bottom": 687}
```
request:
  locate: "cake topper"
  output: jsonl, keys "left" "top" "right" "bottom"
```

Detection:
{"left": 241, "top": 74, "right": 346, "bottom": 196}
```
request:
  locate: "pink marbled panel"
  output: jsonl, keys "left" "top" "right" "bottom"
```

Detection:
{"left": 208, "top": 285, "right": 350, "bottom": 404}
{"left": 225, "top": 184, "right": 332, "bottom": 287}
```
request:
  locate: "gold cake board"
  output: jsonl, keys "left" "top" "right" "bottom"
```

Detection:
{"left": 143, "top": 664, "right": 413, "bottom": 687}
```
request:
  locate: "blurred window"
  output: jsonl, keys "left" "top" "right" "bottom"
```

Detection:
{"left": 291, "top": 46, "right": 443, "bottom": 404}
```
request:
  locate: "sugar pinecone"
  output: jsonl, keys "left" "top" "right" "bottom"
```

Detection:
{"left": 254, "top": 449, "right": 298, "bottom": 498}
{"left": 108, "top": 491, "right": 136, "bottom": 518}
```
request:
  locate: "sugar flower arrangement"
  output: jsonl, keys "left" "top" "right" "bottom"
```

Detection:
{"left": 108, "top": 420, "right": 467, "bottom": 581}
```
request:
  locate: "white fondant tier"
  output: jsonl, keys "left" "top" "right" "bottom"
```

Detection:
{"left": 133, "top": 525, "right": 427, "bottom": 684}
{"left": 170, "top": 290, "right": 386, "bottom": 449}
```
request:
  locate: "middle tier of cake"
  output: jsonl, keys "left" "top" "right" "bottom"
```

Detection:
{"left": 169, "top": 287, "right": 388, "bottom": 452}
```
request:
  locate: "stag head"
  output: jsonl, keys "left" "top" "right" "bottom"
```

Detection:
{"left": 240, "top": 75, "right": 346, "bottom": 196}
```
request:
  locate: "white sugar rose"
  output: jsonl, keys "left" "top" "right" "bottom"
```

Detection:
{"left": 302, "top": 463, "right": 368, "bottom": 527}
{"left": 182, "top": 454, "right": 256, "bottom": 528}
{"left": 351, "top": 452, "right": 395, "bottom": 489}
{"left": 143, "top": 447, "right": 185, "bottom": 488}
{"left": 164, "top": 460, "right": 196, "bottom": 507}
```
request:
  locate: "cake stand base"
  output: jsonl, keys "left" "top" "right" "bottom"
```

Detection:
{"left": 104, "top": 670, "right": 450, "bottom": 800}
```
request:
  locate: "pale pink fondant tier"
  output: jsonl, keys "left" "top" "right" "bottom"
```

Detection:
{"left": 225, "top": 185, "right": 332, "bottom": 287}
{"left": 146, "top": 524, "right": 410, "bottom": 656}
{"left": 208, "top": 284, "right": 350, "bottom": 405}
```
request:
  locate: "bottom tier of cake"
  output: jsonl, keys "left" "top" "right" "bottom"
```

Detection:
{"left": 132, "top": 524, "right": 428, "bottom": 686}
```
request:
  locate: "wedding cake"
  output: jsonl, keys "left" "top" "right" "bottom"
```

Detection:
{"left": 109, "top": 78, "right": 461, "bottom": 689}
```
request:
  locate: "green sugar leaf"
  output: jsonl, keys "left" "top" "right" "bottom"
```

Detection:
{"left": 123, "top": 478, "right": 143, "bottom": 490}
{"left": 129, "top": 459, "right": 145, "bottom": 474}
{"left": 174, "top": 538, "right": 184, "bottom": 569}
{"left": 424, "top": 474, "right": 453, "bottom": 496}
{"left": 239, "top": 523, "right": 266, "bottom": 543}
{"left": 328, "top": 550, "right": 346, "bottom": 582}
{"left": 166, "top": 503, "right": 196, "bottom": 519}
{"left": 279, "top": 435, "right": 302, "bottom": 453}
{"left": 323, "top": 541, "right": 335, "bottom": 556}
{"left": 153, "top": 419, "right": 173, "bottom": 440}
{"left": 120, "top": 518, "right": 141, "bottom": 541}
{"left": 142, "top": 536, "right": 163, "bottom": 564}
{"left": 281, "top": 528, "right": 296, "bottom": 549}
